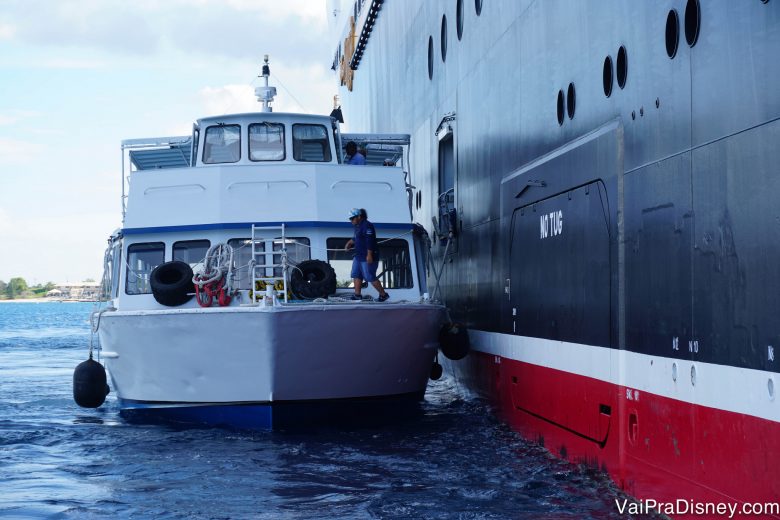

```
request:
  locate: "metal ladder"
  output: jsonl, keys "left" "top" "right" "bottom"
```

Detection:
{"left": 251, "top": 224, "right": 289, "bottom": 304}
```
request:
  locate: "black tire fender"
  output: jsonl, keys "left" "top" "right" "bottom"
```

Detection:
{"left": 150, "top": 261, "right": 195, "bottom": 306}
{"left": 290, "top": 260, "right": 337, "bottom": 299}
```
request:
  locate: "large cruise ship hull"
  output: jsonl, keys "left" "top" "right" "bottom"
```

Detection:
{"left": 331, "top": 0, "right": 780, "bottom": 512}
{"left": 446, "top": 332, "right": 779, "bottom": 508}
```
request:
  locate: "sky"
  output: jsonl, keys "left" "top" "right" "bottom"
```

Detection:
{"left": 0, "top": 0, "right": 340, "bottom": 285}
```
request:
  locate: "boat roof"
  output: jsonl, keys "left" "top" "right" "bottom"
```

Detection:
{"left": 195, "top": 111, "right": 334, "bottom": 125}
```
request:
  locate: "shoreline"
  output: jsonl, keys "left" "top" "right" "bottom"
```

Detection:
{"left": 0, "top": 298, "right": 97, "bottom": 304}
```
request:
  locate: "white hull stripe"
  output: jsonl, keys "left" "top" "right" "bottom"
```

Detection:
{"left": 468, "top": 330, "right": 779, "bottom": 424}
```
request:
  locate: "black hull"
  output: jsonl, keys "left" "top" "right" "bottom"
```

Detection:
{"left": 332, "top": 0, "right": 780, "bottom": 511}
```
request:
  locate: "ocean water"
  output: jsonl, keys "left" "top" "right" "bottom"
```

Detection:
{"left": 0, "top": 302, "right": 641, "bottom": 519}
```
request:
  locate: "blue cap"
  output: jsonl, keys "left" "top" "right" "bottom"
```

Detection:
{"left": 348, "top": 208, "right": 361, "bottom": 220}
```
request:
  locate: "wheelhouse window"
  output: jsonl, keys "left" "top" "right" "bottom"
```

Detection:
{"left": 102, "top": 241, "right": 122, "bottom": 299}
{"left": 272, "top": 238, "right": 310, "bottom": 276}
{"left": 292, "top": 124, "right": 332, "bottom": 162}
{"left": 173, "top": 240, "right": 210, "bottom": 270}
{"left": 191, "top": 125, "right": 200, "bottom": 166}
{"left": 226, "top": 238, "right": 310, "bottom": 286}
{"left": 110, "top": 242, "right": 122, "bottom": 298}
{"left": 202, "top": 124, "right": 241, "bottom": 164}
{"left": 228, "top": 238, "right": 261, "bottom": 290}
{"left": 249, "top": 122, "right": 285, "bottom": 161}
{"left": 326, "top": 238, "right": 413, "bottom": 289}
{"left": 126, "top": 242, "right": 165, "bottom": 295}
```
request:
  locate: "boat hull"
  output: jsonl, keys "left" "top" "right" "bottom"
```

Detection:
{"left": 99, "top": 303, "right": 444, "bottom": 427}
{"left": 332, "top": 0, "right": 780, "bottom": 513}
{"left": 117, "top": 391, "right": 426, "bottom": 430}
{"left": 444, "top": 330, "right": 780, "bottom": 517}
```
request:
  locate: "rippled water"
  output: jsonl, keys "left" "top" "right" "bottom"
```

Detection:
{"left": 0, "top": 302, "right": 640, "bottom": 519}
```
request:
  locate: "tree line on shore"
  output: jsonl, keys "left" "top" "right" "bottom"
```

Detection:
{"left": 0, "top": 278, "right": 55, "bottom": 299}
{"left": 0, "top": 278, "right": 95, "bottom": 300}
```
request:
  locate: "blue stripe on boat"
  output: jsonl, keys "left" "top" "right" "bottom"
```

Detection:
{"left": 122, "top": 221, "right": 415, "bottom": 235}
{"left": 118, "top": 393, "right": 425, "bottom": 430}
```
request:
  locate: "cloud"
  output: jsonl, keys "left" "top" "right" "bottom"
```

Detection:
{"left": 0, "top": 110, "right": 40, "bottom": 126}
{"left": 0, "top": 138, "right": 44, "bottom": 163}
{"left": 2, "top": 0, "right": 329, "bottom": 62}
{"left": 0, "top": 208, "right": 118, "bottom": 282}
{"left": 0, "top": 0, "right": 338, "bottom": 283}
{"left": 218, "top": 0, "right": 326, "bottom": 23}
{"left": 0, "top": 206, "right": 11, "bottom": 233}
{"left": 198, "top": 85, "right": 258, "bottom": 116}
{"left": 0, "top": 23, "right": 16, "bottom": 40}
{"left": 4, "top": 0, "right": 160, "bottom": 55}
{"left": 38, "top": 57, "right": 107, "bottom": 69}
{"left": 196, "top": 63, "right": 335, "bottom": 117}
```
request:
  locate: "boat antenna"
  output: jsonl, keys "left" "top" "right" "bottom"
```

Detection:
{"left": 255, "top": 55, "right": 277, "bottom": 112}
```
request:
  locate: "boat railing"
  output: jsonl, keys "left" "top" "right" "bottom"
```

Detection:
{"left": 340, "top": 132, "right": 414, "bottom": 217}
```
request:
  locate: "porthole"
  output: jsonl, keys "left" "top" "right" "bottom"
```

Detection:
{"left": 603, "top": 56, "right": 613, "bottom": 97}
{"left": 557, "top": 90, "right": 565, "bottom": 126}
{"left": 475, "top": 0, "right": 483, "bottom": 16}
{"left": 616, "top": 45, "right": 628, "bottom": 89}
{"left": 567, "top": 83, "right": 576, "bottom": 119}
{"left": 684, "top": 0, "right": 700, "bottom": 47}
{"left": 441, "top": 15, "right": 448, "bottom": 62}
{"left": 665, "top": 10, "right": 680, "bottom": 58}
{"left": 456, "top": 0, "right": 464, "bottom": 40}
{"left": 428, "top": 36, "right": 434, "bottom": 80}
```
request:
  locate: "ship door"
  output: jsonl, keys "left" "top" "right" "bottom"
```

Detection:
{"left": 436, "top": 132, "right": 457, "bottom": 252}
{"left": 508, "top": 181, "right": 613, "bottom": 447}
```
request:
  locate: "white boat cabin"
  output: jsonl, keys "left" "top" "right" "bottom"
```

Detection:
{"left": 105, "top": 112, "right": 426, "bottom": 311}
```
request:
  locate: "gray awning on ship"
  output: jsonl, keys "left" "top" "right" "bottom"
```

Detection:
{"left": 123, "top": 136, "right": 192, "bottom": 170}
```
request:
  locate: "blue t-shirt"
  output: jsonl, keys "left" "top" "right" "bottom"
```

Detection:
{"left": 348, "top": 152, "right": 366, "bottom": 165}
{"left": 353, "top": 219, "right": 378, "bottom": 261}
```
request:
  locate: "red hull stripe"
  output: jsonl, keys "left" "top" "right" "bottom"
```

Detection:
{"left": 468, "top": 330, "right": 779, "bottom": 424}
{"left": 461, "top": 349, "right": 780, "bottom": 512}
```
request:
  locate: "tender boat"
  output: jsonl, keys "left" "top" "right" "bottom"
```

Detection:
{"left": 77, "top": 58, "right": 446, "bottom": 428}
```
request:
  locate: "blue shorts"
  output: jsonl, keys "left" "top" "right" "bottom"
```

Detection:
{"left": 351, "top": 257, "right": 378, "bottom": 282}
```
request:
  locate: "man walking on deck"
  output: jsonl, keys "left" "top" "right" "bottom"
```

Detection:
{"left": 345, "top": 208, "right": 389, "bottom": 302}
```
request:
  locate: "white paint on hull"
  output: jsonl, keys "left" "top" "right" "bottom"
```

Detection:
{"left": 99, "top": 303, "right": 444, "bottom": 404}
{"left": 467, "top": 329, "right": 779, "bottom": 423}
